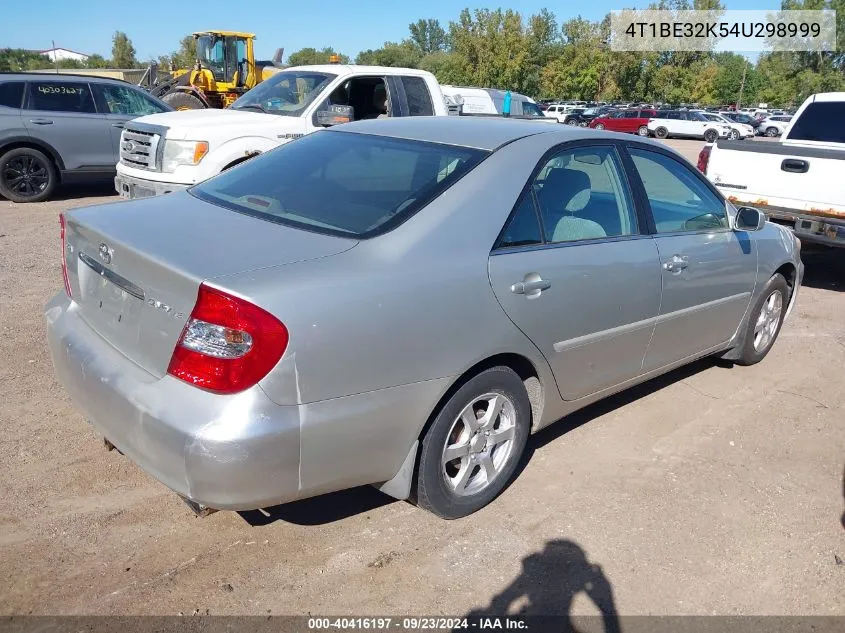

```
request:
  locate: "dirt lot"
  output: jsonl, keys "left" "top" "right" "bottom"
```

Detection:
{"left": 1, "top": 139, "right": 843, "bottom": 617}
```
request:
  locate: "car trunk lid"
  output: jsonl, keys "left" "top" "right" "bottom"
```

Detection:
{"left": 63, "top": 191, "right": 356, "bottom": 378}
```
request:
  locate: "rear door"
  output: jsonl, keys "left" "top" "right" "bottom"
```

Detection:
{"left": 22, "top": 79, "right": 113, "bottom": 171}
{"left": 619, "top": 110, "right": 639, "bottom": 133}
{"left": 91, "top": 82, "right": 169, "bottom": 163}
{"left": 625, "top": 145, "right": 756, "bottom": 371}
{"left": 488, "top": 143, "right": 662, "bottom": 401}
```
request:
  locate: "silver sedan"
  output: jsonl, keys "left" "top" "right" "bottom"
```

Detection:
{"left": 46, "top": 117, "right": 803, "bottom": 519}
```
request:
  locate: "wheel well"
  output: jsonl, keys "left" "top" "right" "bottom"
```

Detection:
{"left": 417, "top": 353, "right": 544, "bottom": 446}
{"left": 774, "top": 262, "right": 796, "bottom": 294}
{"left": 0, "top": 141, "right": 64, "bottom": 173}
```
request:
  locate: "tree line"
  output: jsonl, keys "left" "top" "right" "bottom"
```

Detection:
{"left": 3, "top": 0, "right": 843, "bottom": 108}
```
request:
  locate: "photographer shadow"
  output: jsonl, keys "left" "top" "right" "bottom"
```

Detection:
{"left": 464, "top": 539, "right": 620, "bottom": 633}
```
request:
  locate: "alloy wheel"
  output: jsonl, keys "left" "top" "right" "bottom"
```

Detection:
{"left": 2, "top": 155, "right": 49, "bottom": 198}
{"left": 753, "top": 290, "right": 783, "bottom": 352}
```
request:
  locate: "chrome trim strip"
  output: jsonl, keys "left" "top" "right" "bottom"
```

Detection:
{"left": 78, "top": 252, "right": 145, "bottom": 301}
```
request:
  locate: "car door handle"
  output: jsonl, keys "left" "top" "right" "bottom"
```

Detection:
{"left": 663, "top": 255, "right": 689, "bottom": 273}
{"left": 511, "top": 279, "right": 551, "bottom": 294}
{"left": 29, "top": 118, "right": 53, "bottom": 125}
{"left": 111, "top": 123, "right": 124, "bottom": 128}
{"left": 781, "top": 158, "right": 808, "bottom": 173}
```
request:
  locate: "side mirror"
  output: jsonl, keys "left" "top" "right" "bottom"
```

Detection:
{"left": 316, "top": 104, "right": 354, "bottom": 127}
{"left": 734, "top": 206, "right": 766, "bottom": 231}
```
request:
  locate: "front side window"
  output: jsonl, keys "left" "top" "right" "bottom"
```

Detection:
{"left": 0, "top": 82, "right": 24, "bottom": 109}
{"left": 27, "top": 82, "right": 95, "bottom": 114}
{"left": 95, "top": 84, "right": 167, "bottom": 115}
{"left": 402, "top": 76, "right": 433, "bottom": 116}
{"left": 533, "top": 146, "right": 637, "bottom": 243}
{"left": 522, "top": 102, "right": 544, "bottom": 117}
{"left": 231, "top": 71, "right": 336, "bottom": 116}
{"left": 191, "top": 131, "right": 486, "bottom": 238}
{"left": 629, "top": 148, "right": 728, "bottom": 233}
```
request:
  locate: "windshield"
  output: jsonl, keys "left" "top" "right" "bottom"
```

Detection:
{"left": 191, "top": 131, "right": 487, "bottom": 238}
{"left": 231, "top": 71, "right": 336, "bottom": 116}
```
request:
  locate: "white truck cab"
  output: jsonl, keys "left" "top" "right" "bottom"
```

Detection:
{"left": 115, "top": 65, "right": 447, "bottom": 199}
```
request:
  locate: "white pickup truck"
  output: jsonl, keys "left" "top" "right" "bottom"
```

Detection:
{"left": 114, "top": 64, "right": 449, "bottom": 199}
{"left": 700, "top": 92, "right": 845, "bottom": 248}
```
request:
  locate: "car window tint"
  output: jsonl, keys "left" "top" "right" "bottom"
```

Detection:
{"left": 95, "top": 84, "right": 167, "bottom": 115}
{"left": 629, "top": 148, "right": 728, "bottom": 233}
{"left": 402, "top": 76, "right": 433, "bottom": 116}
{"left": 0, "top": 82, "right": 25, "bottom": 109}
{"left": 497, "top": 194, "right": 542, "bottom": 248}
{"left": 533, "top": 146, "right": 637, "bottom": 243}
{"left": 623, "top": 111, "right": 638, "bottom": 118}
{"left": 191, "top": 130, "right": 486, "bottom": 238}
{"left": 27, "top": 82, "right": 95, "bottom": 113}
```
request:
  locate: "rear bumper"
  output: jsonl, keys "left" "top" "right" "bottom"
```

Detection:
{"left": 45, "top": 293, "right": 302, "bottom": 510}
{"left": 763, "top": 207, "right": 845, "bottom": 248}
{"left": 114, "top": 173, "right": 190, "bottom": 200}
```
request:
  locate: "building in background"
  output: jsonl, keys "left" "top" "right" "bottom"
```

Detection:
{"left": 36, "top": 47, "right": 90, "bottom": 62}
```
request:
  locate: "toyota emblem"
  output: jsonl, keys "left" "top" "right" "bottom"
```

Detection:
{"left": 98, "top": 243, "right": 112, "bottom": 264}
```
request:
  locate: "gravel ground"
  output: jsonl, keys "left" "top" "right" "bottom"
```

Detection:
{"left": 0, "top": 139, "right": 843, "bottom": 617}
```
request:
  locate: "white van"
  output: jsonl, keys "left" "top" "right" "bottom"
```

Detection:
{"left": 439, "top": 85, "right": 545, "bottom": 118}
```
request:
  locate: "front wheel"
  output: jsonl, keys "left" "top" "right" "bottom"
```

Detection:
{"left": 594, "top": 123, "right": 605, "bottom": 130}
{"left": 733, "top": 273, "right": 789, "bottom": 366}
{"left": 0, "top": 147, "right": 57, "bottom": 203}
{"left": 728, "top": 129, "right": 740, "bottom": 140}
{"left": 566, "top": 118, "right": 579, "bottom": 126}
{"left": 765, "top": 126, "right": 779, "bottom": 137}
{"left": 163, "top": 91, "right": 206, "bottom": 110}
{"left": 704, "top": 129, "right": 718, "bottom": 143}
{"left": 654, "top": 126, "right": 668, "bottom": 139}
{"left": 637, "top": 125, "right": 649, "bottom": 136}
{"left": 414, "top": 367, "right": 531, "bottom": 519}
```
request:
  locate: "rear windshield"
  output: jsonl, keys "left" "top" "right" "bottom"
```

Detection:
{"left": 191, "top": 130, "right": 487, "bottom": 238}
{"left": 787, "top": 102, "right": 845, "bottom": 142}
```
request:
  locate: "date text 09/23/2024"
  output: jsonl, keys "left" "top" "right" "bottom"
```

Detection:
{"left": 307, "top": 618, "right": 528, "bottom": 630}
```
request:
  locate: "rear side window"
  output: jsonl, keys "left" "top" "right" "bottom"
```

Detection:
{"left": 191, "top": 130, "right": 486, "bottom": 238}
{"left": 27, "top": 82, "right": 96, "bottom": 113}
{"left": 402, "top": 76, "right": 434, "bottom": 116}
{"left": 93, "top": 84, "right": 167, "bottom": 116}
{"left": 0, "top": 82, "right": 25, "bottom": 109}
{"left": 787, "top": 102, "right": 845, "bottom": 141}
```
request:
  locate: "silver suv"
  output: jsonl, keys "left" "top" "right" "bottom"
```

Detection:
{"left": 0, "top": 73, "right": 170, "bottom": 202}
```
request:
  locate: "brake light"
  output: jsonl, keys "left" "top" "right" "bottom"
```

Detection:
{"left": 696, "top": 145, "right": 712, "bottom": 174}
{"left": 167, "top": 284, "right": 288, "bottom": 394}
{"left": 59, "top": 213, "right": 72, "bottom": 298}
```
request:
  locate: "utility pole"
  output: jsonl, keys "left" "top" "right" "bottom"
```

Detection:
{"left": 737, "top": 58, "right": 748, "bottom": 109}
{"left": 52, "top": 40, "right": 59, "bottom": 74}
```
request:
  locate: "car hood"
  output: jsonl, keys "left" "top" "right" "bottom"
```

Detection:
{"left": 130, "top": 109, "right": 305, "bottom": 140}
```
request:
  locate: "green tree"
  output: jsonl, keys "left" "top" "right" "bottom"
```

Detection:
{"left": 408, "top": 19, "right": 448, "bottom": 54}
{"left": 418, "top": 51, "right": 471, "bottom": 85}
{"left": 356, "top": 41, "right": 421, "bottom": 67}
{"left": 287, "top": 47, "right": 349, "bottom": 66}
{"left": 85, "top": 53, "right": 109, "bottom": 68}
{"left": 111, "top": 31, "right": 137, "bottom": 68}
{"left": 0, "top": 48, "right": 51, "bottom": 71}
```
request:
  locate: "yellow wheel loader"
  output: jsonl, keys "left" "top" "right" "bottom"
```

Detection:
{"left": 142, "top": 31, "right": 285, "bottom": 110}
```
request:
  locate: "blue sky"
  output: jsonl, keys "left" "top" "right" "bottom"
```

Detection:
{"left": 4, "top": 0, "right": 779, "bottom": 61}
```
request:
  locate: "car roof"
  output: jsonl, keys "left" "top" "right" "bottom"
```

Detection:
{"left": 0, "top": 72, "right": 129, "bottom": 85}
{"left": 286, "top": 64, "right": 434, "bottom": 78}
{"left": 334, "top": 116, "right": 669, "bottom": 152}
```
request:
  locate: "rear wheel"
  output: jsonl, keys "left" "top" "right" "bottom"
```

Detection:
{"left": 566, "top": 118, "right": 579, "bottom": 126}
{"left": 654, "top": 126, "right": 669, "bottom": 139}
{"left": 637, "top": 125, "right": 649, "bottom": 136}
{"left": 704, "top": 128, "right": 718, "bottom": 143}
{"left": 163, "top": 91, "right": 206, "bottom": 110}
{"left": 765, "top": 126, "right": 779, "bottom": 137}
{"left": 733, "top": 273, "right": 789, "bottom": 366}
{"left": 0, "top": 147, "right": 57, "bottom": 203}
{"left": 414, "top": 367, "right": 531, "bottom": 519}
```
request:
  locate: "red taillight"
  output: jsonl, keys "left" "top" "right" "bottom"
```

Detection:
{"left": 697, "top": 145, "right": 712, "bottom": 174}
{"left": 59, "top": 213, "right": 72, "bottom": 298}
{"left": 167, "top": 284, "right": 288, "bottom": 394}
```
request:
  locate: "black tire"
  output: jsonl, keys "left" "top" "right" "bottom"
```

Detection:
{"left": 765, "top": 126, "right": 779, "bottom": 137}
{"left": 654, "top": 126, "right": 669, "bottom": 139}
{"left": 704, "top": 128, "right": 718, "bottom": 143}
{"left": 732, "top": 273, "right": 790, "bottom": 366}
{"left": 637, "top": 125, "right": 649, "bottom": 136}
{"left": 0, "top": 147, "right": 57, "bottom": 203}
{"left": 728, "top": 129, "right": 740, "bottom": 140}
{"left": 414, "top": 366, "right": 531, "bottom": 519}
{"left": 162, "top": 91, "right": 206, "bottom": 110}
{"left": 566, "top": 118, "right": 579, "bottom": 126}
{"left": 594, "top": 123, "right": 605, "bottom": 130}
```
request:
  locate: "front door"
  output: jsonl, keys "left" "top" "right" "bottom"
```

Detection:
{"left": 21, "top": 80, "right": 113, "bottom": 171}
{"left": 488, "top": 144, "right": 662, "bottom": 401}
{"left": 91, "top": 83, "right": 170, "bottom": 163}
{"left": 625, "top": 146, "right": 757, "bottom": 371}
